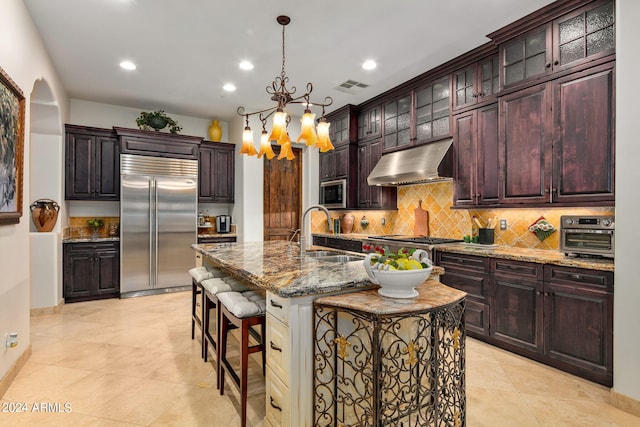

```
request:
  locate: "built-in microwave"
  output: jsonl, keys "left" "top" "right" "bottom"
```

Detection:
{"left": 320, "top": 179, "right": 347, "bottom": 209}
{"left": 560, "top": 215, "right": 614, "bottom": 258}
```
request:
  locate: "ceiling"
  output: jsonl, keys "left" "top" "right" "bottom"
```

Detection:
{"left": 23, "top": 0, "right": 557, "bottom": 121}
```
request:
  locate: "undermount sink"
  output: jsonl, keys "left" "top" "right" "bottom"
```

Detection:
{"left": 316, "top": 254, "right": 364, "bottom": 263}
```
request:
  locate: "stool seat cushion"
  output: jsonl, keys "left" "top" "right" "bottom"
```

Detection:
{"left": 189, "top": 267, "right": 214, "bottom": 283}
{"left": 201, "top": 277, "right": 250, "bottom": 295}
{"left": 206, "top": 267, "right": 228, "bottom": 278}
{"left": 218, "top": 291, "right": 266, "bottom": 318}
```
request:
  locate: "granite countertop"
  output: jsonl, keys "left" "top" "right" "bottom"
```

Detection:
{"left": 63, "top": 236, "right": 120, "bottom": 243}
{"left": 193, "top": 241, "right": 375, "bottom": 298}
{"left": 313, "top": 233, "right": 614, "bottom": 272}
{"left": 314, "top": 280, "right": 466, "bottom": 315}
{"left": 434, "top": 243, "right": 614, "bottom": 272}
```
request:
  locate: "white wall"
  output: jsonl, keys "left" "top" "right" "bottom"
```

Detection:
{"left": 613, "top": 0, "right": 640, "bottom": 402}
{"left": 0, "top": 0, "right": 69, "bottom": 382}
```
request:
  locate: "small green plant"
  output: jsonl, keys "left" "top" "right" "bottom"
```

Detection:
{"left": 87, "top": 218, "right": 104, "bottom": 229}
{"left": 135, "top": 110, "right": 182, "bottom": 134}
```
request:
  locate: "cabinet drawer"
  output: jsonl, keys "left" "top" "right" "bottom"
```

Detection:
{"left": 266, "top": 314, "right": 290, "bottom": 385}
{"left": 437, "top": 252, "right": 487, "bottom": 272}
{"left": 544, "top": 265, "right": 613, "bottom": 292}
{"left": 492, "top": 259, "right": 543, "bottom": 280}
{"left": 195, "top": 253, "right": 203, "bottom": 267}
{"left": 267, "top": 292, "right": 290, "bottom": 325}
{"left": 64, "top": 241, "right": 119, "bottom": 253}
{"left": 265, "top": 368, "right": 291, "bottom": 427}
{"left": 440, "top": 269, "right": 488, "bottom": 300}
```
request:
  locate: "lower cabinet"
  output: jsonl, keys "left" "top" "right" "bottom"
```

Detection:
{"left": 63, "top": 241, "right": 120, "bottom": 303}
{"left": 435, "top": 251, "right": 613, "bottom": 386}
{"left": 312, "top": 235, "right": 363, "bottom": 253}
{"left": 197, "top": 236, "right": 237, "bottom": 244}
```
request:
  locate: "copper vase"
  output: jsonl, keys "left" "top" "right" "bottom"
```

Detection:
{"left": 30, "top": 199, "right": 60, "bottom": 232}
{"left": 340, "top": 213, "right": 354, "bottom": 234}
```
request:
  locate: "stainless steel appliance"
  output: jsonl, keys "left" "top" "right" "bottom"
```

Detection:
{"left": 216, "top": 215, "right": 231, "bottom": 233}
{"left": 120, "top": 154, "right": 198, "bottom": 297}
{"left": 363, "top": 235, "right": 464, "bottom": 260}
{"left": 560, "top": 215, "right": 614, "bottom": 258}
{"left": 320, "top": 179, "right": 347, "bottom": 209}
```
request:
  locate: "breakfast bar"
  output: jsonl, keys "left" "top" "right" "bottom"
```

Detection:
{"left": 192, "top": 241, "right": 465, "bottom": 426}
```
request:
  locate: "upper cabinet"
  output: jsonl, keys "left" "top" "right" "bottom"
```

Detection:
{"left": 495, "top": 0, "right": 615, "bottom": 90}
{"left": 382, "top": 93, "right": 412, "bottom": 151}
{"left": 65, "top": 124, "right": 119, "bottom": 201}
{"left": 326, "top": 104, "right": 358, "bottom": 147}
{"left": 413, "top": 77, "right": 451, "bottom": 147}
{"left": 357, "top": 105, "right": 382, "bottom": 141}
{"left": 198, "top": 141, "right": 235, "bottom": 203}
{"left": 452, "top": 55, "right": 500, "bottom": 110}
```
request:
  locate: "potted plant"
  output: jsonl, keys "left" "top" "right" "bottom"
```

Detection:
{"left": 135, "top": 110, "right": 183, "bottom": 134}
{"left": 87, "top": 218, "right": 104, "bottom": 238}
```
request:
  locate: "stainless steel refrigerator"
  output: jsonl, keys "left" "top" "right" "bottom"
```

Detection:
{"left": 120, "top": 154, "right": 198, "bottom": 297}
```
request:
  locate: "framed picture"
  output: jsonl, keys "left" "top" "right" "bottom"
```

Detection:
{"left": 0, "top": 65, "right": 25, "bottom": 225}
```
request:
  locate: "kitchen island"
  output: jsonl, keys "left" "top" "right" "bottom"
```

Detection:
{"left": 192, "top": 241, "right": 464, "bottom": 426}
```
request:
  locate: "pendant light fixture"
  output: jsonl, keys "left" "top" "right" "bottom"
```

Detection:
{"left": 237, "top": 15, "right": 334, "bottom": 160}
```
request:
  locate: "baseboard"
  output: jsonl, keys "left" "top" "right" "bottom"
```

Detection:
{"left": 611, "top": 389, "right": 640, "bottom": 417}
{"left": 30, "top": 298, "right": 64, "bottom": 317}
{"left": 0, "top": 344, "right": 32, "bottom": 399}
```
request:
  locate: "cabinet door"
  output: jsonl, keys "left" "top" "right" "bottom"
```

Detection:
{"left": 199, "top": 146, "right": 214, "bottom": 200}
{"left": 383, "top": 94, "right": 412, "bottom": 151}
{"left": 212, "top": 146, "right": 234, "bottom": 202}
{"left": 453, "top": 66, "right": 476, "bottom": 110}
{"left": 477, "top": 55, "right": 500, "bottom": 103}
{"left": 499, "top": 83, "right": 552, "bottom": 204}
{"left": 319, "top": 152, "right": 334, "bottom": 181}
{"left": 95, "top": 249, "right": 120, "bottom": 294}
{"left": 452, "top": 110, "right": 477, "bottom": 206}
{"left": 544, "top": 282, "right": 612, "bottom": 385}
{"left": 357, "top": 106, "right": 381, "bottom": 140}
{"left": 95, "top": 135, "right": 119, "bottom": 200}
{"left": 63, "top": 248, "right": 94, "bottom": 299}
{"left": 490, "top": 273, "right": 544, "bottom": 353}
{"left": 333, "top": 146, "right": 349, "bottom": 178}
{"left": 477, "top": 103, "right": 500, "bottom": 204}
{"left": 66, "top": 133, "right": 95, "bottom": 199}
{"left": 414, "top": 77, "right": 451, "bottom": 144}
{"left": 552, "top": 0, "right": 615, "bottom": 72}
{"left": 366, "top": 140, "right": 383, "bottom": 208}
{"left": 357, "top": 143, "right": 372, "bottom": 207}
{"left": 552, "top": 63, "right": 615, "bottom": 203}
{"left": 501, "top": 24, "right": 551, "bottom": 88}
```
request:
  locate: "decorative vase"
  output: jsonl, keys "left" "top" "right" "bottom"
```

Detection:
{"left": 340, "top": 213, "right": 354, "bottom": 234}
{"left": 29, "top": 199, "right": 60, "bottom": 232}
{"left": 147, "top": 116, "right": 168, "bottom": 131}
{"left": 208, "top": 120, "right": 222, "bottom": 142}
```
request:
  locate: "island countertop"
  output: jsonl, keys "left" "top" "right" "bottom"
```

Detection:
{"left": 192, "top": 240, "right": 376, "bottom": 298}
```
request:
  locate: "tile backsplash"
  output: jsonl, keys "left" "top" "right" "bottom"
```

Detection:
{"left": 312, "top": 181, "right": 614, "bottom": 250}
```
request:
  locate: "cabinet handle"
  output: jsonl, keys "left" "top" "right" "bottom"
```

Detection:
{"left": 270, "top": 341, "right": 282, "bottom": 352}
{"left": 270, "top": 397, "right": 282, "bottom": 412}
{"left": 270, "top": 300, "right": 283, "bottom": 309}
{"left": 545, "top": 62, "right": 551, "bottom": 68}
{"left": 571, "top": 274, "right": 582, "bottom": 280}
{"left": 554, "top": 60, "right": 559, "bottom": 66}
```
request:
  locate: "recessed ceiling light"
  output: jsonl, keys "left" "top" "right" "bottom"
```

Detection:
{"left": 223, "top": 83, "right": 237, "bottom": 92}
{"left": 239, "top": 61, "right": 254, "bottom": 71}
{"left": 362, "top": 60, "right": 377, "bottom": 70}
{"left": 120, "top": 60, "right": 136, "bottom": 71}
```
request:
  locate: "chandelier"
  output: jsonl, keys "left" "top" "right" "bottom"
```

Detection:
{"left": 237, "top": 15, "right": 334, "bottom": 160}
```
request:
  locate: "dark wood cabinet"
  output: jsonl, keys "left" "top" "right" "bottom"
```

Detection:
{"left": 357, "top": 140, "right": 397, "bottom": 209}
{"left": 543, "top": 264, "right": 613, "bottom": 386}
{"left": 499, "top": 62, "right": 615, "bottom": 206}
{"left": 453, "top": 103, "right": 499, "bottom": 206}
{"left": 551, "top": 63, "right": 615, "bottom": 203}
{"left": 65, "top": 125, "right": 119, "bottom": 200}
{"left": 198, "top": 141, "right": 235, "bottom": 203}
{"left": 413, "top": 77, "right": 451, "bottom": 146}
{"left": 326, "top": 104, "right": 358, "bottom": 147}
{"left": 435, "top": 252, "right": 490, "bottom": 335}
{"left": 499, "top": 83, "right": 552, "bottom": 204}
{"left": 115, "top": 127, "right": 202, "bottom": 160}
{"left": 319, "top": 145, "right": 354, "bottom": 182}
{"left": 495, "top": 0, "right": 614, "bottom": 90}
{"left": 357, "top": 105, "right": 381, "bottom": 141}
{"left": 312, "top": 235, "right": 363, "bottom": 253}
{"left": 63, "top": 241, "right": 120, "bottom": 303}
{"left": 452, "top": 55, "right": 500, "bottom": 110}
{"left": 197, "top": 236, "right": 237, "bottom": 244}
{"left": 490, "top": 259, "right": 544, "bottom": 353}
{"left": 383, "top": 93, "right": 412, "bottom": 151}
{"left": 436, "top": 251, "right": 613, "bottom": 385}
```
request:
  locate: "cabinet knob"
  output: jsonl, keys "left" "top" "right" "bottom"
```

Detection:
{"left": 545, "top": 62, "right": 551, "bottom": 69}
{"left": 554, "top": 60, "right": 559, "bottom": 66}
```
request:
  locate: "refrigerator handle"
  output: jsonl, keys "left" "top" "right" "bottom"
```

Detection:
{"left": 149, "top": 179, "right": 154, "bottom": 288}
{"left": 154, "top": 179, "right": 159, "bottom": 288}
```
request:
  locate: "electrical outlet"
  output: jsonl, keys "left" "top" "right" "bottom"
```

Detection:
{"left": 500, "top": 219, "right": 507, "bottom": 230}
{"left": 381, "top": 217, "right": 386, "bottom": 226}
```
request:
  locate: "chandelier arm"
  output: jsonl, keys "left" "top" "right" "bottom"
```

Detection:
{"left": 236, "top": 105, "right": 279, "bottom": 118}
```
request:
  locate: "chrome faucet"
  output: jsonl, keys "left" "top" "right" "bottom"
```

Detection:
{"left": 300, "top": 204, "right": 332, "bottom": 255}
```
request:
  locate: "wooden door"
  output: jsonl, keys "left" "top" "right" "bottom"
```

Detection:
{"left": 263, "top": 146, "right": 302, "bottom": 241}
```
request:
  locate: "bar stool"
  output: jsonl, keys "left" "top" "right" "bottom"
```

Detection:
{"left": 201, "top": 276, "right": 250, "bottom": 367}
{"left": 217, "top": 290, "right": 267, "bottom": 427}
{"left": 188, "top": 266, "right": 226, "bottom": 359}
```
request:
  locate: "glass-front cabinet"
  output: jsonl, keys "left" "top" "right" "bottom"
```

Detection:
{"left": 414, "top": 77, "right": 451, "bottom": 145}
{"left": 453, "top": 54, "right": 500, "bottom": 110}
{"left": 382, "top": 94, "right": 412, "bottom": 151}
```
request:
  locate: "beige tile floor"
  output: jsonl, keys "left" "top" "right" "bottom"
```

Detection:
{"left": 1, "top": 291, "right": 638, "bottom": 426}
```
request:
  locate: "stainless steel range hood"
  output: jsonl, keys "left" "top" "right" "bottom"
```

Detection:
{"left": 367, "top": 138, "right": 453, "bottom": 186}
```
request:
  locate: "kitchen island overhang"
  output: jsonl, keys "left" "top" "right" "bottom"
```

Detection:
{"left": 191, "top": 241, "right": 466, "bottom": 426}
